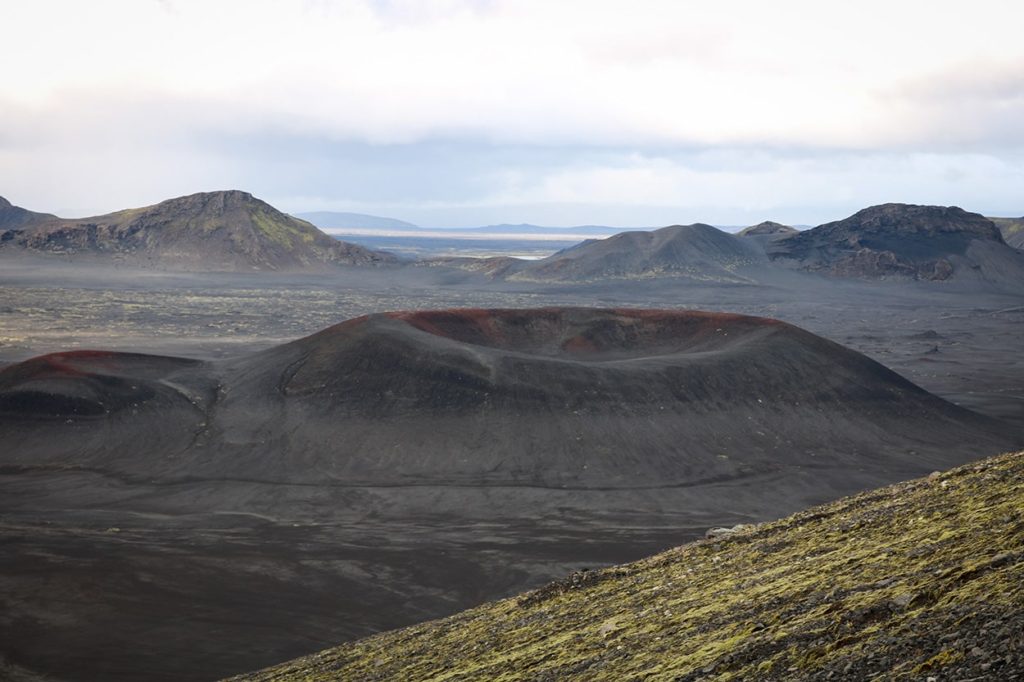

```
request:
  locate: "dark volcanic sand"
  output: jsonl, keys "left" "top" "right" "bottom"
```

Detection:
{"left": 0, "top": 260, "right": 1022, "bottom": 681}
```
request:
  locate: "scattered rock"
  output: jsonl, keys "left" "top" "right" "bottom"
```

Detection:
{"left": 891, "top": 592, "right": 915, "bottom": 609}
{"left": 705, "top": 524, "right": 755, "bottom": 540}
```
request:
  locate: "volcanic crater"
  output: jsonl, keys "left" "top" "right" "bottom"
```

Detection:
{"left": 0, "top": 350, "right": 205, "bottom": 419}
{"left": 2, "top": 307, "right": 1017, "bottom": 489}
{"left": 382, "top": 308, "right": 781, "bottom": 359}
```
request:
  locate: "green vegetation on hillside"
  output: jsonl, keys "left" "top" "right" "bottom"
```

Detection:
{"left": 990, "top": 217, "right": 1024, "bottom": 238}
{"left": 990, "top": 217, "right": 1024, "bottom": 249}
{"left": 229, "top": 450, "right": 1024, "bottom": 681}
{"left": 251, "top": 208, "right": 317, "bottom": 247}
{"left": 0, "top": 190, "right": 394, "bottom": 270}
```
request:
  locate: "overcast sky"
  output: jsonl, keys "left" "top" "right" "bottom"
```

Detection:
{"left": 3, "top": 0, "right": 1023, "bottom": 226}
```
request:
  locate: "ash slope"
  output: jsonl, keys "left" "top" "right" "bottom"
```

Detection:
{"left": 233, "top": 449, "right": 1024, "bottom": 682}
{"left": 0, "top": 191, "right": 395, "bottom": 271}
{"left": 0, "top": 308, "right": 1017, "bottom": 488}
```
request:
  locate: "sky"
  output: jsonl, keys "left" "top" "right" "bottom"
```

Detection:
{"left": 2, "top": 0, "right": 1023, "bottom": 227}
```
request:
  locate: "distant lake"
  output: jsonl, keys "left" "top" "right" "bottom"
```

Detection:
{"left": 331, "top": 232, "right": 590, "bottom": 260}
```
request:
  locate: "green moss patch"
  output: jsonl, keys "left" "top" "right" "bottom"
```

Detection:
{"left": 250, "top": 209, "right": 316, "bottom": 248}
{"left": 227, "top": 450, "right": 1024, "bottom": 681}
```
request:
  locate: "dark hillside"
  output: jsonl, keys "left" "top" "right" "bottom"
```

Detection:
{"left": 770, "top": 203, "right": 1023, "bottom": 283}
{"left": 508, "top": 224, "right": 765, "bottom": 283}
{"left": 0, "top": 191, "right": 395, "bottom": 271}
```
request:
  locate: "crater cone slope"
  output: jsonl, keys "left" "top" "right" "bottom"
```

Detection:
{"left": 1, "top": 307, "right": 1016, "bottom": 488}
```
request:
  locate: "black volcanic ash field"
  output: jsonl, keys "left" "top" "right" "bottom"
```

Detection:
{"left": 0, "top": 307, "right": 1020, "bottom": 681}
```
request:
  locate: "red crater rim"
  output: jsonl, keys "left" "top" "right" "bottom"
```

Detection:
{"left": 0, "top": 350, "right": 201, "bottom": 387}
{"left": 0, "top": 350, "right": 120, "bottom": 382}
{"left": 383, "top": 307, "right": 783, "bottom": 358}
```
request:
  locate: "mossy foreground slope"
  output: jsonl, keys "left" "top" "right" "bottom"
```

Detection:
{"left": 230, "top": 450, "right": 1024, "bottom": 681}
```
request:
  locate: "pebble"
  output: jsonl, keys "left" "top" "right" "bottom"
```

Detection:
{"left": 891, "top": 592, "right": 915, "bottom": 608}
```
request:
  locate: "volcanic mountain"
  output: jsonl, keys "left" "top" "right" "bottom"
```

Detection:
{"left": 0, "top": 191, "right": 395, "bottom": 271}
{"left": 508, "top": 224, "right": 765, "bottom": 283}
{"left": 737, "top": 220, "right": 798, "bottom": 237}
{"left": 1, "top": 308, "right": 1019, "bottom": 681}
{"left": 294, "top": 210, "right": 420, "bottom": 231}
{"left": 769, "top": 203, "right": 1024, "bottom": 282}
{"left": 486, "top": 205, "right": 1022, "bottom": 287}
{"left": 0, "top": 195, "right": 58, "bottom": 229}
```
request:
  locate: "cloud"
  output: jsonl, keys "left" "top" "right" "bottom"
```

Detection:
{"left": 419, "top": 150, "right": 1024, "bottom": 225}
{"left": 2, "top": 0, "right": 1023, "bottom": 219}
{"left": 878, "top": 61, "right": 1024, "bottom": 147}
{"left": 5, "top": 0, "right": 1024, "bottom": 148}
{"left": 241, "top": 145, "right": 1024, "bottom": 226}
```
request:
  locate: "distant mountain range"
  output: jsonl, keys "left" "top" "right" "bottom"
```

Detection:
{"left": 298, "top": 212, "right": 645, "bottom": 236}
{"left": 294, "top": 211, "right": 420, "bottom": 231}
{"left": 4, "top": 191, "right": 1021, "bottom": 284}
{"left": 436, "top": 223, "right": 645, "bottom": 236}
{"left": 0, "top": 192, "right": 395, "bottom": 271}
{"left": 455, "top": 203, "right": 1021, "bottom": 287}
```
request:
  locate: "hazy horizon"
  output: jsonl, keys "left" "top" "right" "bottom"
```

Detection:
{"left": 17, "top": 193, "right": 1020, "bottom": 232}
